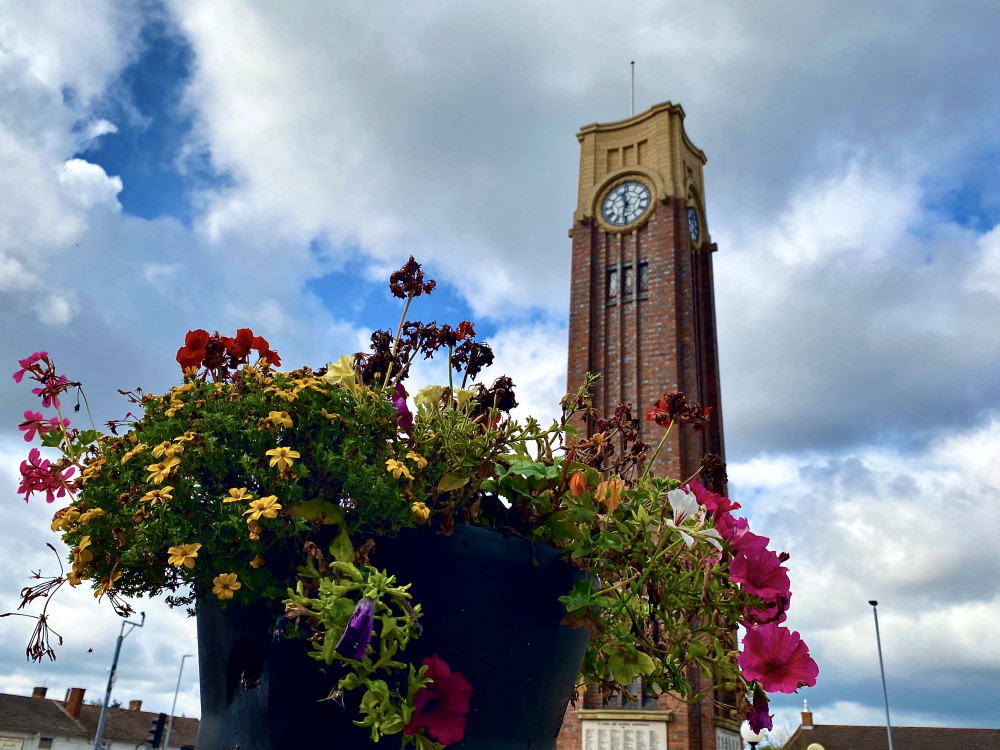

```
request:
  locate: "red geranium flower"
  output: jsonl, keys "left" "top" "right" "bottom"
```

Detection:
{"left": 404, "top": 654, "right": 472, "bottom": 745}
{"left": 222, "top": 328, "right": 255, "bottom": 358}
{"left": 739, "top": 623, "right": 819, "bottom": 694}
{"left": 176, "top": 329, "right": 210, "bottom": 371}
{"left": 252, "top": 335, "right": 281, "bottom": 367}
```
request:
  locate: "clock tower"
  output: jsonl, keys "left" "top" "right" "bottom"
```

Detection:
{"left": 565, "top": 101, "right": 724, "bottom": 482}
{"left": 558, "top": 103, "right": 737, "bottom": 750}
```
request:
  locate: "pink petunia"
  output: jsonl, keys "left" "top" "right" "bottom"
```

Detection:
{"left": 739, "top": 623, "right": 819, "bottom": 694}
{"left": 731, "top": 545, "right": 790, "bottom": 601}
{"left": 686, "top": 478, "right": 741, "bottom": 519}
{"left": 404, "top": 655, "right": 473, "bottom": 745}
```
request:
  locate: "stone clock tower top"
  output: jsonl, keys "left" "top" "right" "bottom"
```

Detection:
{"left": 572, "top": 102, "right": 710, "bottom": 247}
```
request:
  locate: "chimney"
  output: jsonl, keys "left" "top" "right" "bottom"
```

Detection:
{"left": 128, "top": 699, "right": 143, "bottom": 711}
{"left": 31, "top": 687, "right": 47, "bottom": 699}
{"left": 66, "top": 687, "right": 85, "bottom": 718}
{"left": 801, "top": 698, "right": 813, "bottom": 728}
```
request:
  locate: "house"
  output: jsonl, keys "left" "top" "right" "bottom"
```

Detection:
{"left": 784, "top": 701, "right": 1000, "bottom": 750}
{"left": 0, "top": 687, "right": 198, "bottom": 750}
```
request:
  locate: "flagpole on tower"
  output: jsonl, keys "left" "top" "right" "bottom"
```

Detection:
{"left": 630, "top": 61, "right": 635, "bottom": 116}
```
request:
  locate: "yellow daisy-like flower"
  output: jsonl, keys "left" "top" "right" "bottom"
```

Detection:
{"left": 266, "top": 447, "right": 300, "bottom": 473}
{"left": 120, "top": 444, "right": 146, "bottom": 464}
{"left": 385, "top": 459, "right": 413, "bottom": 481}
{"left": 264, "top": 411, "right": 293, "bottom": 429}
{"left": 249, "top": 555, "right": 266, "bottom": 569}
{"left": 223, "top": 487, "right": 253, "bottom": 503}
{"left": 212, "top": 573, "right": 241, "bottom": 600}
{"left": 146, "top": 457, "right": 180, "bottom": 485}
{"left": 173, "top": 431, "right": 197, "bottom": 443}
{"left": 74, "top": 536, "right": 95, "bottom": 564}
{"left": 405, "top": 451, "right": 428, "bottom": 470}
{"left": 94, "top": 565, "right": 123, "bottom": 599}
{"left": 77, "top": 508, "right": 106, "bottom": 524}
{"left": 411, "top": 502, "right": 431, "bottom": 523}
{"left": 140, "top": 486, "right": 174, "bottom": 504}
{"left": 51, "top": 507, "right": 81, "bottom": 531}
{"left": 66, "top": 567, "right": 84, "bottom": 587}
{"left": 244, "top": 496, "right": 282, "bottom": 522}
{"left": 167, "top": 543, "right": 202, "bottom": 569}
{"left": 152, "top": 441, "right": 184, "bottom": 459}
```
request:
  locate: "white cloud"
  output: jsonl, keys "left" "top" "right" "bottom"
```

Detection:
{"left": 58, "top": 158, "right": 123, "bottom": 210}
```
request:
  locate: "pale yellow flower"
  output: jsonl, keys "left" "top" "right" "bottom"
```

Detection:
{"left": 385, "top": 459, "right": 413, "bottom": 481}
{"left": 223, "top": 487, "right": 252, "bottom": 503}
{"left": 414, "top": 385, "right": 445, "bottom": 411}
{"left": 167, "top": 543, "right": 202, "bottom": 569}
{"left": 405, "top": 451, "right": 428, "bottom": 470}
{"left": 212, "top": 573, "right": 241, "bottom": 600}
{"left": 323, "top": 354, "right": 358, "bottom": 390}
{"left": 454, "top": 388, "right": 476, "bottom": 409}
{"left": 266, "top": 447, "right": 300, "bottom": 473}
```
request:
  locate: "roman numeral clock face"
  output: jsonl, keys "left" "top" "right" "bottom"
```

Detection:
{"left": 602, "top": 181, "right": 651, "bottom": 227}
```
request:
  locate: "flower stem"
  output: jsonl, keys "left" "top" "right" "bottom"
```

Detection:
{"left": 384, "top": 293, "right": 414, "bottom": 387}
{"left": 640, "top": 419, "right": 676, "bottom": 481}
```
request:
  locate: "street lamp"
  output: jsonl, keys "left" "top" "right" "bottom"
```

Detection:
{"left": 869, "top": 600, "right": 895, "bottom": 750}
{"left": 164, "top": 653, "right": 194, "bottom": 749}
{"left": 741, "top": 721, "right": 768, "bottom": 749}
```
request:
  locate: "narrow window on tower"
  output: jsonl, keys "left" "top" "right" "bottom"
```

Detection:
{"left": 606, "top": 268, "right": 619, "bottom": 302}
{"left": 622, "top": 264, "right": 634, "bottom": 297}
{"left": 638, "top": 261, "right": 649, "bottom": 295}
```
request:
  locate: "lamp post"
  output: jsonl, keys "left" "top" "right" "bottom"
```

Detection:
{"left": 93, "top": 612, "right": 145, "bottom": 750}
{"left": 869, "top": 600, "right": 894, "bottom": 750}
{"left": 163, "top": 653, "right": 194, "bottom": 749}
{"left": 741, "top": 722, "right": 767, "bottom": 749}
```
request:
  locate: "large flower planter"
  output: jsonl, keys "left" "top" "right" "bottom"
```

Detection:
{"left": 195, "top": 524, "right": 589, "bottom": 749}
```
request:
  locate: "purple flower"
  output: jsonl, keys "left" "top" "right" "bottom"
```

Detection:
{"left": 391, "top": 383, "right": 413, "bottom": 435}
{"left": 335, "top": 598, "right": 376, "bottom": 661}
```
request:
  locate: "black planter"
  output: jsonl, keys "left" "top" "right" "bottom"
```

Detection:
{"left": 195, "top": 524, "right": 589, "bottom": 749}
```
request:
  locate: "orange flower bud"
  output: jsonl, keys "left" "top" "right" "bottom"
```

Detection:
{"left": 569, "top": 471, "right": 587, "bottom": 497}
{"left": 596, "top": 478, "right": 623, "bottom": 512}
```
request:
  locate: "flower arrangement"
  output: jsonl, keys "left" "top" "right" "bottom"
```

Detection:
{"left": 8, "top": 257, "right": 817, "bottom": 747}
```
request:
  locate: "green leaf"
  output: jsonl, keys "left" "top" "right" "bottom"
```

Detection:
{"left": 288, "top": 498, "right": 344, "bottom": 525}
{"left": 329, "top": 526, "right": 354, "bottom": 563}
{"left": 436, "top": 473, "right": 470, "bottom": 492}
{"left": 76, "top": 429, "right": 100, "bottom": 445}
{"left": 606, "top": 645, "right": 657, "bottom": 686}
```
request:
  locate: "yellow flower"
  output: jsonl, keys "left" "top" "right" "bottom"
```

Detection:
{"left": 94, "top": 565, "right": 123, "bottom": 599}
{"left": 224, "top": 487, "right": 253, "bottom": 503}
{"left": 385, "top": 459, "right": 413, "bottom": 481}
{"left": 323, "top": 354, "right": 358, "bottom": 390}
{"left": 249, "top": 555, "right": 266, "bottom": 569}
{"left": 263, "top": 411, "right": 293, "bottom": 429}
{"left": 405, "top": 451, "right": 428, "bottom": 470}
{"left": 140, "top": 487, "right": 174, "bottom": 504}
{"left": 173, "top": 431, "right": 197, "bottom": 443}
{"left": 66, "top": 567, "right": 84, "bottom": 587}
{"left": 73, "top": 535, "right": 95, "bottom": 564}
{"left": 411, "top": 502, "right": 431, "bottom": 523}
{"left": 51, "top": 507, "right": 80, "bottom": 531}
{"left": 244, "top": 496, "right": 282, "bottom": 522}
{"left": 266, "top": 447, "right": 300, "bottom": 474}
{"left": 120, "top": 444, "right": 146, "bottom": 464}
{"left": 414, "top": 385, "right": 445, "bottom": 411}
{"left": 454, "top": 388, "right": 476, "bottom": 409}
{"left": 146, "top": 457, "right": 180, "bottom": 484}
{"left": 212, "top": 573, "right": 241, "bottom": 600}
{"left": 167, "top": 543, "right": 202, "bottom": 569}
{"left": 152, "top": 441, "right": 184, "bottom": 459}
{"left": 77, "top": 508, "right": 106, "bottom": 524}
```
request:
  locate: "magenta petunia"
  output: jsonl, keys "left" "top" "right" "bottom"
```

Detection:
{"left": 748, "top": 688, "right": 773, "bottom": 733}
{"left": 686, "top": 478, "right": 741, "bottom": 519}
{"left": 391, "top": 383, "right": 413, "bottom": 435}
{"left": 404, "top": 654, "right": 473, "bottom": 745}
{"left": 739, "top": 623, "right": 819, "bottom": 694}
{"left": 731, "top": 545, "right": 790, "bottom": 601}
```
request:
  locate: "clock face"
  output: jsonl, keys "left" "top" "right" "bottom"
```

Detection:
{"left": 687, "top": 207, "right": 699, "bottom": 244}
{"left": 602, "top": 181, "right": 651, "bottom": 227}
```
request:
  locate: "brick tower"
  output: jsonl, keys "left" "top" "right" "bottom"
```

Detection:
{"left": 558, "top": 103, "right": 737, "bottom": 750}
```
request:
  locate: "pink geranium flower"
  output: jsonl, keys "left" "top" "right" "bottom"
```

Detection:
{"left": 12, "top": 351, "right": 48, "bottom": 383}
{"left": 18, "top": 410, "right": 69, "bottom": 442}
{"left": 17, "top": 448, "right": 75, "bottom": 503}
{"left": 731, "top": 545, "right": 790, "bottom": 601}
{"left": 739, "top": 623, "right": 819, "bottom": 693}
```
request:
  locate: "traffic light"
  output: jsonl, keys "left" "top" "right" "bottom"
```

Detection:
{"left": 147, "top": 712, "right": 167, "bottom": 748}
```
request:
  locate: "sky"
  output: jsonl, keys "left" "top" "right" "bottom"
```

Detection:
{"left": 2, "top": 0, "right": 1000, "bottom": 737}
